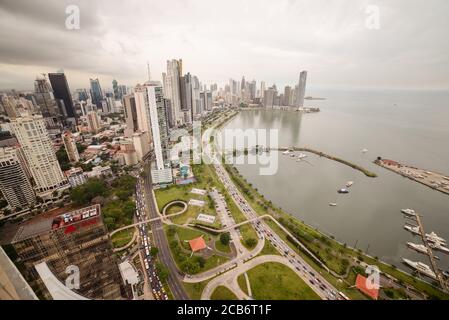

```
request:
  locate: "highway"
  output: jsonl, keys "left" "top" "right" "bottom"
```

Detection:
{"left": 135, "top": 178, "right": 167, "bottom": 300}
{"left": 139, "top": 163, "right": 189, "bottom": 300}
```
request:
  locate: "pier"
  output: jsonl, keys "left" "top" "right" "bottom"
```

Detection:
{"left": 375, "top": 158, "right": 449, "bottom": 196}
{"left": 276, "top": 147, "right": 378, "bottom": 178}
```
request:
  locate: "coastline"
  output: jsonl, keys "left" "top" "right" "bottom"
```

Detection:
{"left": 213, "top": 108, "right": 449, "bottom": 299}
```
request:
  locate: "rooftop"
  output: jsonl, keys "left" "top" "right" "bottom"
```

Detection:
{"left": 188, "top": 236, "right": 207, "bottom": 252}
{"left": 11, "top": 204, "right": 101, "bottom": 243}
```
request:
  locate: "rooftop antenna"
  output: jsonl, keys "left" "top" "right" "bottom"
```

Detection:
{"left": 147, "top": 61, "right": 151, "bottom": 81}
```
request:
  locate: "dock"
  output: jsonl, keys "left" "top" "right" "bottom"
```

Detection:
{"left": 375, "top": 158, "right": 449, "bottom": 196}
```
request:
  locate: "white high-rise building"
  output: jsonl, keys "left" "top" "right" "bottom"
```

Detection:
{"left": 296, "top": 71, "right": 307, "bottom": 110}
{"left": 165, "top": 59, "right": 183, "bottom": 127}
{"left": 10, "top": 114, "right": 68, "bottom": 199}
{"left": 0, "top": 146, "right": 36, "bottom": 210}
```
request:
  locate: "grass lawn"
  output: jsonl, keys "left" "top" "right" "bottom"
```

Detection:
{"left": 215, "top": 239, "right": 231, "bottom": 253}
{"left": 247, "top": 262, "right": 320, "bottom": 300}
{"left": 258, "top": 239, "right": 280, "bottom": 256}
{"left": 111, "top": 228, "right": 134, "bottom": 248}
{"left": 183, "top": 279, "right": 211, "bottom": 300}
{"left": 210, "top": 286, "right": 238, "bottom": 300}
{"left": 165, "top": 225, "right": 228, "bottom": 275}
{"left": 237, "top": 274, "right": 249, "bottom": 295}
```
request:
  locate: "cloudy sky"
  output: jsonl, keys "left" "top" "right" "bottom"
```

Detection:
{"left": 0, "top": 0, "right": 448, "bottom": 91}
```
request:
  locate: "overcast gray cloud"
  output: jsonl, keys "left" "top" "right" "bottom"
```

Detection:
{"left": 0, "top": 0, "right": 448, "bottom": 91}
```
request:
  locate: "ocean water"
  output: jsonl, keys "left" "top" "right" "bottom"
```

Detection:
{"left": 222, "top": 88, "right": 449, "bottom": 273}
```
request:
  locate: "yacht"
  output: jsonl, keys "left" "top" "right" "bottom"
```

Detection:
{"left": 404, "top": 224, "right": 420, "bottom": 235}
{"left": 401, "top": 208, "right": 416, "bottom": 216}
{"left": 362, "top": 148, "right": 368, "bottom": 153}
{"left": 346, "top": 181, "right": 354, "bottom": 188}
{"left": 329, "top": 203, "right": 338, "bottom": 207}
{"left": 429, "top": 241, "right": 449, "bottom": 254}
{"left": 337, "top": 188, "right": 349, "bottom": 194}
{"left": 406, "top": 242, "right": 437, "bottom": 258}
{"left": 402, "top": 258, "right": 436, "bottom": 279}
{"left": 426, "top": 232, "right": 447, "bottom": 244}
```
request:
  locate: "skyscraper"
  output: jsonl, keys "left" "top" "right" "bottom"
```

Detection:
{"left": 296, "top": 71, "right": 307, "bottom": 109}
{"left": 89, "top": 78, "right": 104, "bottom": 109}
{"left": 283, "top": 86, "right": 292, "bottom": 106}
{"left": 180, "top": 73, "right": 193, "bottom": 124}
{"left": 48, "top": 72, "right": 76, "bottom": 122}
{"left": 86, "top": 111, "right": 101, "bottom": 134}
{"left": 147, "top": 84, "right": 169, "bottom": 169}
{"left": 263, "top": 87, "right": 276, "bottom": 108}
{"left": 62, "top": 130, "right": 80, "bottom": 163}
{"left": 0, "top": 146, "right": 35, "bottom": 210}
{"left": 165, "top": 59, "right": 183, "bottom": 127}
{"left": 112, "top": 79, "right": 119, "bottom": 100}
{"left": 10, "top": 114, "right": 68, "bottom": 199}
{"left": 34, "top": 76, "right": 59, "bottom": 118}
{"left": 123, "top": 94, "right": 138, "bottom": 137}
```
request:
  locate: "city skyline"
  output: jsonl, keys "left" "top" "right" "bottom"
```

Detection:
{"left": 1, "top": 0, "right": 449, "bottom": 91}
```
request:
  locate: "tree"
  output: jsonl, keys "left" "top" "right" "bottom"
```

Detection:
{"left": 150, "top": 247, "right": 159, "bottom": 257}
{"left": 70, "top": 178, "right": 107, "bottom": 205}
{"left": 220, "top": 232, "right": 230, "bottom": 246}
{"left": 245, "top": 238, "right": 257, "bottom": 248}
{"left": 156, "top": 262, "right": 169, "bottom": 283}
{"left": 195, "top": 256, "right": 206, "bottom": 269}
{"left": 181, "top": 259, "right": 200, "bottom": 274}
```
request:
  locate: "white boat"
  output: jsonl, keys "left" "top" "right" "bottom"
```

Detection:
{"left": 282, "top": 150, "right": 290, "bottom": 155}
{"left": 329, "top": 203, "right": 337, "bottom": 207}
{"left": 426, "top": 232, "right": 447, "bottom": 244}
{"left": 297, "top": 153, "right": 307, "bottom": 159}
{"left": 337, "top": 188, "right": 349, "bottom": 194}
{"left": 402, "top": 258, "right": 436, "bottom": 279}
{"left": 406, "top": 242, "right": 438, "bottom": 258}
{"left": 404, "top": 224, "right": 420, "bottom": 235}
{"left": 429, "top": 241, "right": 449, "bottom": 254}
{"left": 401, "top": 208, "right": 416, "bottom": 216}
{"left": 362, "top": 148, "right": 368, "bottom": 153}
{"left": 290, "top": 153, "right": 296, "bottom": 157}
{"left": 346, "top": 181, "right": 354, "bottom": 188}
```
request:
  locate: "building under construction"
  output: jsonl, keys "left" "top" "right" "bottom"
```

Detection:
{"left": 6, "top": 204, "right": 130, "bottom": 300}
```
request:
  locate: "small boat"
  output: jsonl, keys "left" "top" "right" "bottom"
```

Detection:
{"left": 404, "top": 224, "right": 420, "bottom": 235}
{"left": 329, "top": 203, "right": 338, "bottom": 207}
{"left": 346, "top": 181, "right": 354, "bottom": 188}
{"left": 282, "top": 150, "right": 290, "bottom": 155}
{"left": 362, "top": 148, "right": 368, "bottom": 153}
{"left": 297, "top": 153, "right": 307, "bottom": 159}
{"left": 426, "top": 232, "right": 447, "bottom": 244}
{"left": 337, "top": 188, "right": 349, "bottom": 194}
{"left": 401, "top": 208, "right": 416, "bottom": 216}
{"left": 402, "top": 258, "right": 436, "bottom": 279}
{"left": 290, "top": 153, "right": 296, "bottom": 157}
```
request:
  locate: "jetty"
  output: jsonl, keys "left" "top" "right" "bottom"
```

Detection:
{"left": 277, "top": 147, "right": 378, "bottom": 178}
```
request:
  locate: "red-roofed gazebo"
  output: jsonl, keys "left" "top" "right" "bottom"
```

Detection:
{"left": 355, "top": 274, "right": 379, "bottom": 300}
{"left": 188, "top": 236, "right": 207, "bottom": 253}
